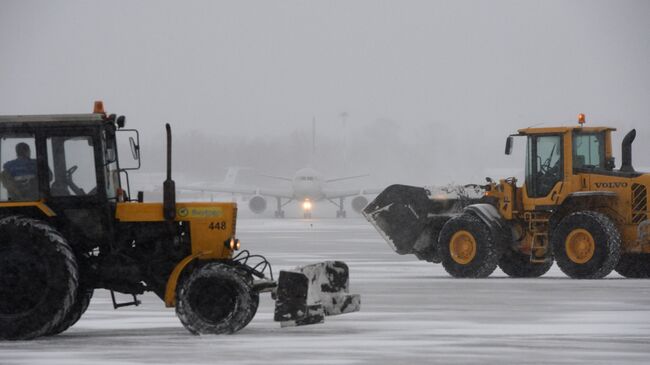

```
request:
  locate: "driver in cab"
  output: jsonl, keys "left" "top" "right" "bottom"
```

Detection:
{"left": 1, "top": 143, "right": 38, "bottom": 200}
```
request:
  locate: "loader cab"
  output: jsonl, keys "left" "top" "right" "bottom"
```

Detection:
{"left": 514, "top": 123, "right": 615, "bottom": 207}
{"left": 0, "top": 108, "right": 136, "bottom": 249}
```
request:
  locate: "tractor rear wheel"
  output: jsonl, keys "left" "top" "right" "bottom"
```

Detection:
{"left": 439, "top": 214, "right": 499, "bottom": 278}
{"left": 46, "top": 287, "right": 93, "bottom": 336}
{"left": 551, "top": 211, "right": 621, "bottom": 279}
{"left": 0, "top": 216, "right": 78, "bottom": 340}
{"left": 176, "top": 263, "right": 258, "bottom": 334}
{"left": 498, "top": 249, "right": 553, "bottom": 278}
{"left": 615, "top": 254, "right": 650, "bottom": 278}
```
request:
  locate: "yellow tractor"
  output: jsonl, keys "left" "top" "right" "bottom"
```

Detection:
{"left": 0, "top": 102, "right": 359, "bottom": 340}
{"left": 364, "top": 115, "right": 650, "bottom": 279}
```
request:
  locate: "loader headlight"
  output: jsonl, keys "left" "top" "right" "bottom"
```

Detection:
{"left": 302, "top": 200, "right": 312, "bottom": 211}
{"left": 225, "top": 237, "right": 241, "bottom": 251}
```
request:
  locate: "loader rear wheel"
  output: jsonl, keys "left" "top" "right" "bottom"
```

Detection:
{"left": 615, "top": 254, "right": 650, "bottom": 278}
{"left": 498, "top": 249, "right": 553, "bottom": 278}
{"left": 0, "top": 216, "right": 78, "bottom": 340}
{"left": 551, "top": 211, "right": 621, "bottom": 279}
{"left": 439, "top": 214, "right": 499, "bottom": 278}
{"left": 176, "top": 263, "right": 257, "bottom": 335}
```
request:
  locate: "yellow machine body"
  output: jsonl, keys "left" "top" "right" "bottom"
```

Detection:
{"left": 487, "top": 125, "right": 650, "bottom": 256}
{"left": 115, "top": 201, "right": 239, "bottom": 306}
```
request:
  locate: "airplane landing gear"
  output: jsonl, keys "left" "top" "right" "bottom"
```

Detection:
{"left": 328, "top": 197, "right": 347, "bottom": 218}
{"left": 274, "top": 197, "right": 291, "bottom": 219}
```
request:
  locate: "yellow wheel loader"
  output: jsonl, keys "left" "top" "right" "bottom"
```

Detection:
{"left": 0, "top": 102, "right": 359, "bottom": 340}
{"left": 364, "top": 115, "right": 650, "bottom": 279}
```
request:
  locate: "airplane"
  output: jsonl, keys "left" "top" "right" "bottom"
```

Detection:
{"left": 180, "top": 166, "right": 381, "bottom": 218}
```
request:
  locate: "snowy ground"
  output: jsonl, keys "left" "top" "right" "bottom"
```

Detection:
{"left": 2, "top": 218, "right": 650, "bottom": 364}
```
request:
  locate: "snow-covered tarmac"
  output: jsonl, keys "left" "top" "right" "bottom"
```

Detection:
{"left": 1, "top": 218, "right": 650, "bottom": 364}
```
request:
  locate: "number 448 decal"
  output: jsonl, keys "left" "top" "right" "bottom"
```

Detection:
{"left": 208, "top": 221, "right": 227, "bottom": 230}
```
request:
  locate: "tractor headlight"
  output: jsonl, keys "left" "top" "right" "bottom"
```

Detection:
{"left": 302, "top": 200, "right": 312, "bottom": 211}
{"left": 225, "top": 237, "right": 241, "bottom": 251}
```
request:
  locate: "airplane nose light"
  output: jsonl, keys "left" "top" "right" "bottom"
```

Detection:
{"left": 302, "top": 200, "right": 312, "bottom": 211}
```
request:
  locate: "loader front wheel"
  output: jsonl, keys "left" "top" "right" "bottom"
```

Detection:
{"left": 615, "top": 254, "right": 650, "bottom": 278}
{"left": 498, "top": 249, "right": 553, "bottom": 278}
{"left": 176, "top": 263, "right": 257, "bottom": 335}
{"left": 551, "top": 211, "right": 621, "bottom": 279}
{"left": 439, "top": 214, "right": 499, "bottom": 278}
{"left": 0, "top": 216, "right": 78, "bottom": 340}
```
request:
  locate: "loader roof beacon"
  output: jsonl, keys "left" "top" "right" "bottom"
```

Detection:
{"left": 0, "top": 102, "right": 359, "bottom": 340}
{"left": 363, "top": 114, "right": 650, "bottom": 279}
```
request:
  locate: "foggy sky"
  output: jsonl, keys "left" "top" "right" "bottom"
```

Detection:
{"left": 1, "top": 0, "right": 649, "bottom": 186}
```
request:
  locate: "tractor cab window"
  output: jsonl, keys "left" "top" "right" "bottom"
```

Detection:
{"left": 526, "top": 135, "right": 563, "bottom": 198}
{"left": 0, "top": 135, "right": 39, "bottom": 201}
{"left": 47, "top": 136, "right": 98, "bottom": 197}
{"left": 573, "top": 132, "right": 605, "bottom": 170}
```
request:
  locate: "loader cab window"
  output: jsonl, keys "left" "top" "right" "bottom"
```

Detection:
{"left": 0, "top": 135, "right": 39, "bottom": 201}
{"left": 526, "top": 135, "right": 563, "bottom": 198}
{"left": 573, "top": 132, "right": 605, "bottom": 170}
{"left": 47, "top": 136, "right": 98, "bottom": 197}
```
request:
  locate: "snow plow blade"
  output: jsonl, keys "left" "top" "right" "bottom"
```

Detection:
{"left": 362, "top": 184, "right": 482, "bottom": 262}
{"left": 274, "top": 261, "right": 360, "bottom": 327}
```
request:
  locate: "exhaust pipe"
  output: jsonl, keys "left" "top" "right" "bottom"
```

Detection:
{"left": 163, "top": 123, "right": 176, "bottom": 220}
{"left": 621, "top": 129, "right": 636, "bottom": 173}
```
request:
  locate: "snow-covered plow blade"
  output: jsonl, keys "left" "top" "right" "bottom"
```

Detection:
{"left": 362, "top": 184, "right": 483, "bottom": 262}
{"left": 274, "top": 261, "right": 360, "bottom": 327}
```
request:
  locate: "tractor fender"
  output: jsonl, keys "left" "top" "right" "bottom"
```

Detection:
{"left": 164, "top": 251, "right": 212, "bottom": 307}
{"left": 464, "top": 204, "right": 511, "bottom": 248}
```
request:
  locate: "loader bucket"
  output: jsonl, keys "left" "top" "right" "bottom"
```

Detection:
{"left": 274, "top": 261, "right": 360, "bottom": 327}
{"left": 362, "top": 184, "right": 478, "bottom": 262}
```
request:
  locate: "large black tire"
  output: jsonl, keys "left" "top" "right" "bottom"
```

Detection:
{"left": 176, "top": 263, "right": 258, "bottom": 335}
{"left": 498, "top": 249, "right": 553, "bottom": 278}
{"left": 438, "top": 213, "right": 499, "bottom": 278}
{"left": 615, "top": 254, "right": 650, "bottom": 278}
{"left": 46, "top": 287, "right": 94, "bottom": 336}
{"left": 0, "top": 216, "right": 78, "bottom": 340}
{"left": 551, "top": 211, "right": 621, "bottom": 279}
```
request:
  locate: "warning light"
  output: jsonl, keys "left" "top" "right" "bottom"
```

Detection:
{"left": 302, "top": 200, "right": 312, "bottom": 211}
{"left": 225, "top": 238, "right": 241, "bottom": 251}
{"left": 93, "top": 101, "right": 105, "bottom": 114}
{"left": 578, "top": 113, "right": 586, "bottom": 126}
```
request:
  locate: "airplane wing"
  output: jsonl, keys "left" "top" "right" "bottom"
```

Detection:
{"left": 325, "top": 174, "right": 369, "bottom": 183}
{"left": 178, "top": 184, "right": 294, "bottom": 199}
{"left": 323, "top": 187, "right": 385, "bottom": 199}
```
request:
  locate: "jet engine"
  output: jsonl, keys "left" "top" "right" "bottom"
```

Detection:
{"left": 249, "top": 195, "right": 267, "bottom": 214}
{"left": 351, "top": 196, "right": 369, "bottom": 214}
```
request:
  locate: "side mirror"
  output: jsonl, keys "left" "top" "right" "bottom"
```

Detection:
{"left": 117, "top": 115, "right": 126, "bottom": 128}
{"left": 129, "top": 136, "right": 140, "bottom": 160}
{"left": 505, "top": 136, "right": 514, "bottom": 155}
{"left": 116, "top": 129, "right": 141, "bottom": 170}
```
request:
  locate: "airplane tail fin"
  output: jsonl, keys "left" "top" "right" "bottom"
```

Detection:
{"left": 223, "top": 167, "right": 253, "bottom": 186}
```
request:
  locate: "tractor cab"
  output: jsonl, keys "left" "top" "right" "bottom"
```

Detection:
{"left": 0, "top": 102, "right": 139, "bottom": 250}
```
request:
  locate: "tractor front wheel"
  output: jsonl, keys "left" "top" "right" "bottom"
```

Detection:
{"left": 439, "top": 214, "right": 499, "bottom": 278}
{"left": 551, "top": 211, "right": 621, "bottom": 279}
{"left": 176, "top": 263, "right": 258, "bottom": 335}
